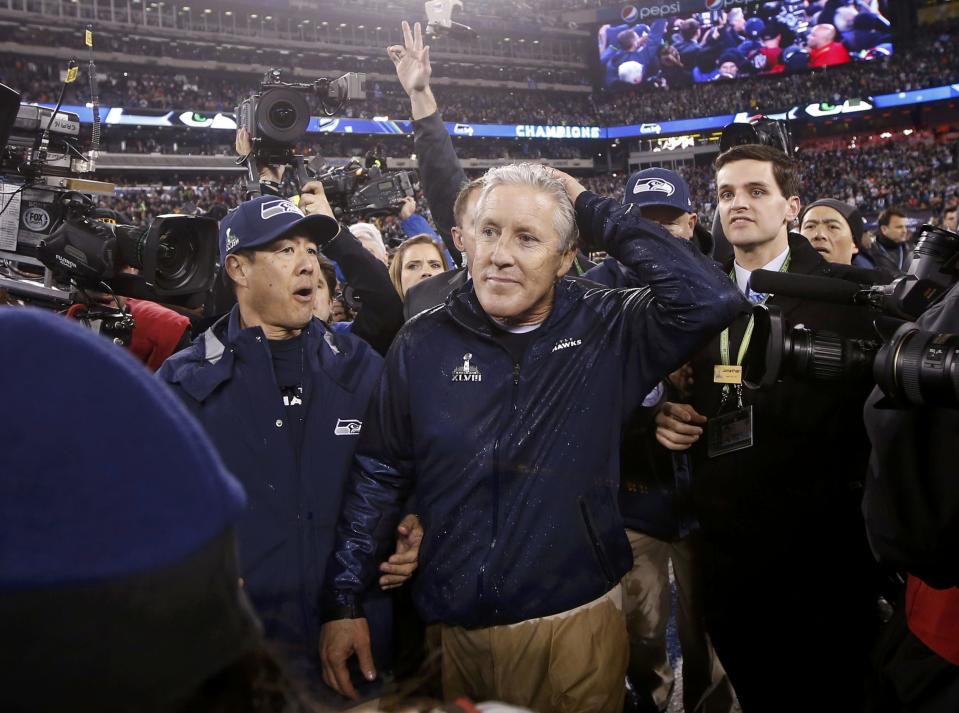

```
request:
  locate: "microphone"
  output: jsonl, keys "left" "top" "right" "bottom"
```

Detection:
{"left": 821, "top": 263, "right": 894, "bottom": 286}
{"left": 749, "top": 269, "right": 862, "bottom": 304}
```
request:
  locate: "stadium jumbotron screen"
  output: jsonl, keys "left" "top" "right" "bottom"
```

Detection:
{"left": 597, "top": 1, "right": 894, "bottom": 91}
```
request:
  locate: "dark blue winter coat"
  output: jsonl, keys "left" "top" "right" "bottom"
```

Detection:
{"left": 156, "top": 307, "right": 390, "bottom": 672}
{"left": 323, "top": 191, "right": 749, "bottom": 629}
{"left": 584, "top": 225, "right": 716, "bottom": 541}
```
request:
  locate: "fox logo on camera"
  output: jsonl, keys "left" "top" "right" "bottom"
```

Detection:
{"left": 22, "top": 207, "right": 51, "bottom": 232}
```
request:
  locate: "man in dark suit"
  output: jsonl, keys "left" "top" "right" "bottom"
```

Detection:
{"left": 654, "top": 144, "right": 880, "bottom": 713}
{"left": 855, "top": 206, "right": 914, "bottom": 277}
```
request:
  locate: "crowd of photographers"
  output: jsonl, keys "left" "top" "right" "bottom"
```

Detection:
{"left": 4, "top": 11, "right": 959, "bottom": 713}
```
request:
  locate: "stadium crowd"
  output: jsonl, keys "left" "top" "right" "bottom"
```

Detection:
{"left": 92, "top": 131, "right": 959, "bottom": 228}
{"left": 94, "top": 130, "right": 595, "bottom": 160}
{"left": 2, "top": 20, "right": 958, "bottom": 127}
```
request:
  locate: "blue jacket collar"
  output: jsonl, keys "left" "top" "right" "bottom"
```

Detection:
{"left": 445, "top": 279, "right": 583, "bottom": 338}
{"left": 172, "top": 306, "right": 362, "bottom": 403}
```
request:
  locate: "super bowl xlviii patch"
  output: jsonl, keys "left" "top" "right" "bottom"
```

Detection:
{"left": 451, "top": 353, "right": 482, "bottom": 382}
{"left": 225, "top": 227, "right": 239, "bottom": 252}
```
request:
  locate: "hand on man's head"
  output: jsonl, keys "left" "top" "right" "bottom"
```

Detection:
{"left": 548, "top": 167, "right": 587, "bottom": 204}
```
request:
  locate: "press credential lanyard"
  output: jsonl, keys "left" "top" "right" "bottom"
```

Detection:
{"left": 718, "top": 253, "right": 791, "bottom": 406}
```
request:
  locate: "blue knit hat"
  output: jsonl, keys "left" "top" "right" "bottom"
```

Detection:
{"left": 0, "top": 308, "right": 246, "bottom": 585}
{"left": 0, "top": 308, "right": 258, "bottom": 709}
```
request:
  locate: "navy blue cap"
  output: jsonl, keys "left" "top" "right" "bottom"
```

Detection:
{"left": 219, "top": 195, "right": 339, "bottom": 263}
{"left": 624, "top": 167, "right": 693, "bottom": 213}
{"left": 783, "top": 45, "right": 809, "bottom": 71}
{"left": 745, "top": 17, "right": 765, "bottom": 38}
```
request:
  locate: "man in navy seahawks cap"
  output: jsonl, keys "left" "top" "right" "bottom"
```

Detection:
{"left": 624, "top": 167, "right": 699, "bottom": 242}
{"left": 217, "top": 194, "right": 339, "bottom": 267}
{"left": 587, "top": 167, "right": 734, "bottom": 713}
{"left": 158, "top": 188, "right": 423, "bottom": 698}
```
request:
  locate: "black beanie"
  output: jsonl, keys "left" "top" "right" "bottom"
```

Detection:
{"left": 800, "top": 199, "right": 866, "bottom": 249}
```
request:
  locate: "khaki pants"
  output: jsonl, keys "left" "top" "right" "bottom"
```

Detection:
{"left": 623, "top": 529, "right": 736, "bottom": 713}
{"left": 440, "top": 586, "right": 629, "bottom": 713}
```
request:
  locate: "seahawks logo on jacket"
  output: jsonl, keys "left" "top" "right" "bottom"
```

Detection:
{"left": 334, "top": 419, "right": 362, "bottom": 436}
{"left": 451, "top": 353, "right": 482, "bottom": 382}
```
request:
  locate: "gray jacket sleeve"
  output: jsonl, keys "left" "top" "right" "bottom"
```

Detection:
{"left": 412, "top": 111, "right": 466, "bottom": 267}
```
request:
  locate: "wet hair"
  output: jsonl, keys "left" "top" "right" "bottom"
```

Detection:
{"left": 679, "top": 18, "right": 699, "bottom": 41}
{"left": 714, "top": 143, "right": 801, "bottom": 199}
{"left": 476, "top": 163, "right": 579, "bottom": 253}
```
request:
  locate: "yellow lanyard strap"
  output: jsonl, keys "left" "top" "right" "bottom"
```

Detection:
{"left": 720, "top": 253, "right": 791, "bottom": 367}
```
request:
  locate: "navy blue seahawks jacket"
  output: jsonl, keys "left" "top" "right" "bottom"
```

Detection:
{"left": 323, "top": 191, "right": 750, "bottom": 628}
{"left": 584, "top": 224, "right": 715, "bottom": 541}
{"left": 156, "top": 307, "right": 392, "bottom": 672}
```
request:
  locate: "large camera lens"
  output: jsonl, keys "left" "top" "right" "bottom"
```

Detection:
{"left": 268, "top": 100, "right": 297, "bottom": 130}
{"left": 744, "top": 304, "right": 880, "bottom": 388}
{"left": 893, "top": 224, "right": 959, "bottom": 318}
{"left": 155, "top": 229, "right": 199, "bottom": 291}
{"left": 787, "top": 327, "right": 879, "bottom": 382}
{"left": 113, "top": 224, "right": 148, "bottom": 270}
{"left": 874, "top": 325, "right": 959, "bottom": 407}
{"left": 255, "top": 88, "right": 311, "bottom": 144}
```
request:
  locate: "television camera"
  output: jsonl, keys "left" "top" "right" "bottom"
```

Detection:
{"left": 0, "top": 52, "right": 217, "bottom": 344}
{"left": 743, "top": 224, "right": 959, "bottom": 409}
{"left": 235, "top": 69, "right": 416, "bottom": 217}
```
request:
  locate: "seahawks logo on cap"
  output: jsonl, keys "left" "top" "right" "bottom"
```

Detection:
{"left": 261, "top": 200, "right": 305, "bottom": 220}
{"left": 633, "top": 178, "right": 675, "bottom": 196}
